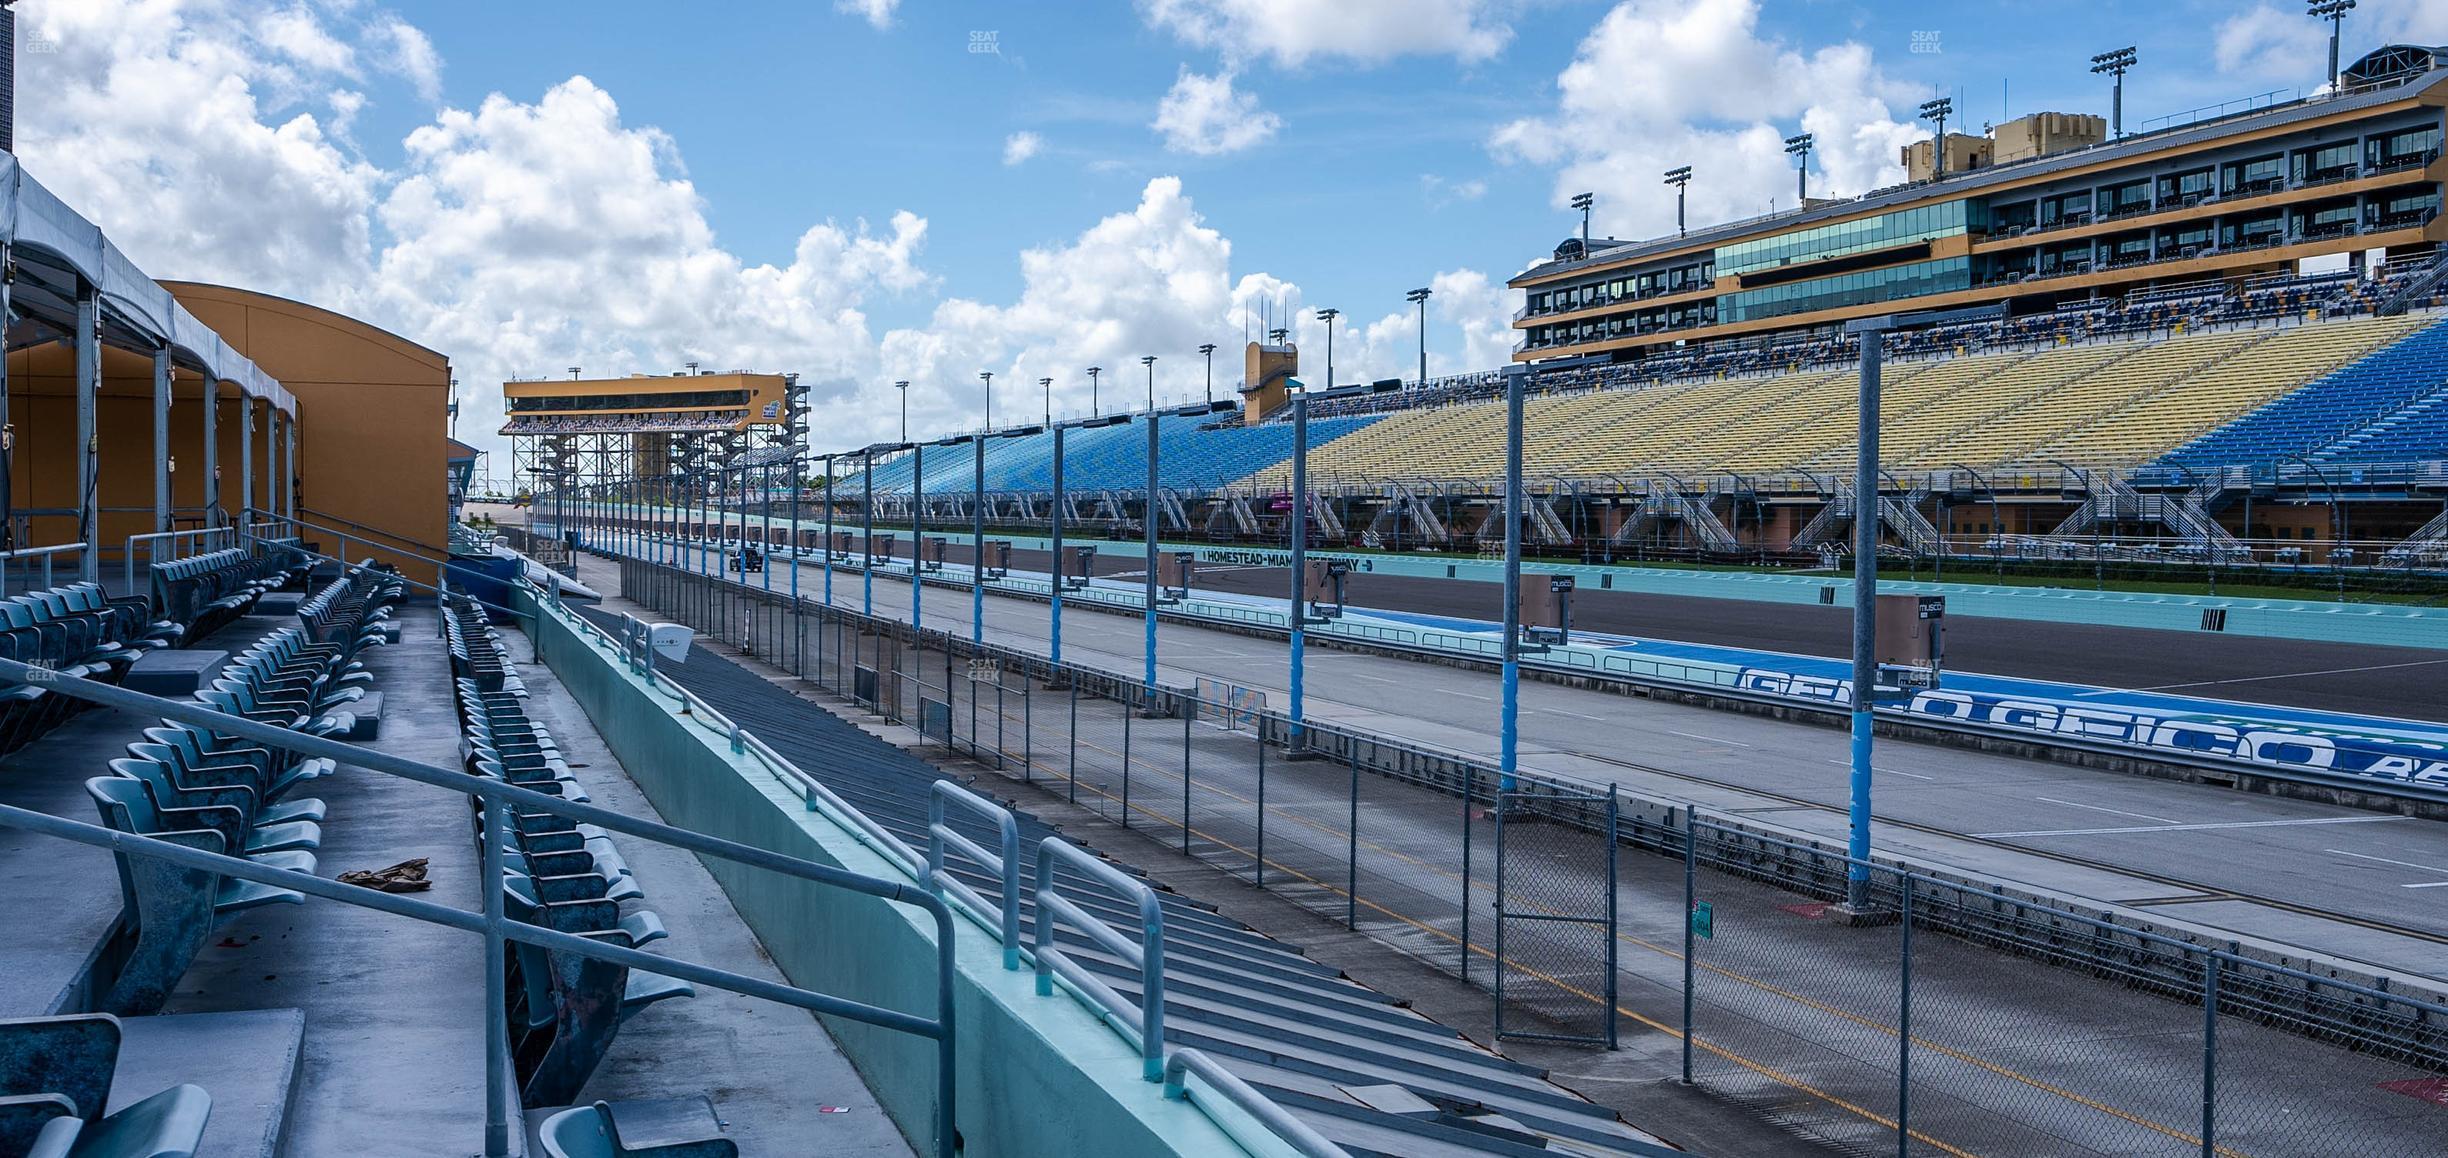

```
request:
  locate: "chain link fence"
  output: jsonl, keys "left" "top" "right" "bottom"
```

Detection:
{"left": 610, "top": 550, "right": 2448, "bottom": 1158}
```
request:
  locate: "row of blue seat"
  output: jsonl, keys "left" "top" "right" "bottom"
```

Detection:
{"left": 444, "top": 595, "right": 693, "bottom": 1108}
{"left": 0, "top": 583, "right": 180, "bottom": 756}
{"left": 85, "top": 565, "right": 405, "bottom": 1017}
{"left": 851, "top": 410, "right": 1388, "bottom": 496}
{"left": 147, "top": 544, "right": 309, "bottom": 642}
{"left": 2156, "top": 316, "right": 2448, "bottom": 468}
{"left": 0, "top": 1014, "right": 211, "bottom": 1158}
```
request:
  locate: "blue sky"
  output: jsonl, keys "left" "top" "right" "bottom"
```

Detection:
{"left": 20, "top": 0, "right": 2446, "bottom": 458}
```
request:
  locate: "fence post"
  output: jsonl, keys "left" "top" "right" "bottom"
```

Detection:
{"left": 1067, "top": 679, "right": 1079, "bottom": 805}
{"left": 1253, "top": 723, "right": 1267, "bottom": 889}
{"left": 1897, "top": 872, "right": 1914, "bottom": 1158}
{"left": 1682, "top": 805, "right": 1697, "bottom": 1085}
{"left": 1605, "top": 786, "right": 1620, "bottom": 1051}
{"left": 1347, "top": 741, "right": 1360, "bottom": 931}
{"left": 1182, "top": 705, "right": 1193, "bottom": 855}
{"left": 1460, "top": 761, "right": 1473, "bottom": 982}
{"left": 1121, "top": 689, "right": 1134, "bottom": 827}
{"left": 2201, "top": 954, "right": 2220, "bottom": 1158}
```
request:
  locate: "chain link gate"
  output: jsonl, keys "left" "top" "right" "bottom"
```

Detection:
{"left": 1493, "top": 786, "right": 1619, "bottom": 1048}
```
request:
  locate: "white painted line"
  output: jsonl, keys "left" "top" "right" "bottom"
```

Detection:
{"left": 1435, "top": 688, "right": 1494, "bottom": 701}
{"left": 2100, "top": 657, "right": 2448, "bottom": 694}
{"left": 2401, "top": 881, "right": 2448, "bottom": 890}
{"left": 1669, "top": 729, "right": 1753, "bottom": 747}
{"left": 1824, "top": 758, "right": 1935, "bottom": 780}
{"left": 2034, "top": 796, "right": 2183, "bottom": 826}
{"left": 2323, "top": 848, "right": 2448, "bottom": 876}
{"left": 1543, "top": 708, "right": 1610, "bottom": 721}
{"left": 1979, "top": 816, "right": 2409, "bottom": 838}
{"left": 1349, "top": 672, "right": 1405, "bottom": 685}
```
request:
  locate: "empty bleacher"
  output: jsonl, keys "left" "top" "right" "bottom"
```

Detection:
{"left": 2151, "top": 316, "right": 2448, "bottom": 468}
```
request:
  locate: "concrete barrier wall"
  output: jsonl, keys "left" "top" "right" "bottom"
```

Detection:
{"left": 522, "top": 588, "right": 1275, "bottom": 1158}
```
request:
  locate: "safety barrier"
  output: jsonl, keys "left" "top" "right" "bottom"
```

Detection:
{"left": 1032, "top": 837, "right": 1167, "bottom": 1083}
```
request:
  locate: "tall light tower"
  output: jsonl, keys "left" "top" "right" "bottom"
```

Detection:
{"left": 1918, "top": 96, "right": 1955, "bottom": 178}
{"left": 1405, "top": 287, "right": 1432, "bottom": 386}
{"left": 1569, "top": 191, "right": 1593, "bottom": 248}
{"left": 979, "top": 370, "right": 994, "bottom": 432}
{"left": 1197, "top": 343, "right": 1217, "bottom": 406}
{"left": 1139, "top": 354, "right": 1161, "bottom": 694}
{"left": 893, "top": 380, "right": 910, "bottom": 441}
{"left": 1140, "top": 355, "right": 1158, "bottom": 411}
{"left": 2309, "top": 0, "right": 2355, "bottom": 92}
{"left": 1315, "top": 308, "right": 1339, "bottom": 391}
{"left": 2090, "top": 47, "right": 2137, "bottom": 137}
{"left": 1784, "top": 132, "right": 1815, "bottom": 204}
{"left": 1039, "top": 377, "right": 1053, "bottom": 427}
{"left": 1086, "top": 366, "right": 1102, "bottom": 417}
{"left": 1662, "top": 167, "right": 1691, "bottom": 237}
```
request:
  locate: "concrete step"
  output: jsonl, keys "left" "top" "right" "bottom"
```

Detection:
{"left": 112, "top": 1008, "right": 305, "bottom": 1158}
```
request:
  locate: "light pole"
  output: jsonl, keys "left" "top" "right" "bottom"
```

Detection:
{"left": 2090, "top": 47, "right": 2137, "bottom": 138}
{"left": 980, "top": 370, "right": 994, "bottom": 432}
{"left": 1315, "top": 308, "right": 1339, "bottom": 391}
{"left": 1406, "top": 288, "right": 1432, "bottom": 387}
{"left": 1663, "top": 167, "right": 1691, "bottom": 237}
{"left": 910, "top": 438, "right": 925, "bottom": 633}
{"left": 1087, "top": 366, "right": 1102, "bottom": 418}
{"left": 894, "top": 380, "right": 910, "bottom": 442}
{"left": 1141, "top": 355, "right": 1160, "bottom": 693}
{"left": 1197, "top": 344, "right": 1217, "bottom": 406}
{"left": 1919, "top": 96, "right": 1954, "bottom": 178}
{"left": 1040, "top": 377, "right": 1053, "bottom": 427}
{"left": 1785, "top": 132, "right": 1815, "bottom": 204}
{"left": 822, "top": 452, "right": 835, "bottom": 606}
{"left": 1288, "top": 392, "right": 1310, "bottom": 744}
{"left": 1499, "top": 364, "right": 1526, "bottom": 791}
{"left": 2309, "top": 1, "right": 2355, "bottom": 92}
{"left": 1839, "top": 304, "right": 2002, "bottom": 911}
{"left": 1570, "top": 191, "right": 1593, "bottom": 249}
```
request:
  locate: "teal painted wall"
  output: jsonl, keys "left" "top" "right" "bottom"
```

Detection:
{"left": 521, "top": 589, "right": 1275, "bottom": 1158}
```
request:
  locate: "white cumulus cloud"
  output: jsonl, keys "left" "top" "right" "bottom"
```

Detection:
{"left": 2215, "top": 0, "right": 2448, "bottom": 86}
{"left": 1490, "top": 0, "right": 1922, "bottom": 243}
{"left": 835, "top": 0, "right": 901, "bottom": 31}
{"left": 1152, "top": 68, "right": 1281, "bottom": 156}
{"left": 1139, "top": 0, "right": 1513, "bottom": 67}
{"left": 1002, "top": 130, "right": 1044, "bottom": 166}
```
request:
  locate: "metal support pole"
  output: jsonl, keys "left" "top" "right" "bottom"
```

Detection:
{"left": 153, "top": 348, "right": 173, "bottom": 534}
{"left": 1144, "top": 413, "right": 1160, "bottom": 692}
{"left": 1288, "top": 395, "right": 1309, "bottom": 743}
{"left": 1459, "top": 763, "right": 1472, "bottom": 980}
{"left": 973, "top": 434, "right": 986, "bottom": 645}
{"left": 1847, "top": 332, "right": 1881, "bottom": 909}
{"left": 1500, "top": 365, "right": 1525, "bottom": 790}
{"left": 762, "top": 459, "right": 774, "bottom": 593}
{"left": 911, "top": 442, "right": 924, "bottom": 632}
{"left": 241, "top": 399, "right": 256, "bottom": 528}
{"left": 283, "top": 408, "right": 298, "bottom": 519}
{"left": 1681, "top": 804, "right": 1697, "bottom": 1084}
{"left": 76, "top": 283, "right": 100, "bottom": 583}
{"left": 863, "top": 450, "right": 876, "bottom": 615}
{"left": 481, "top": 792, "right": 510, "bottom": 1156}
{"left": 200, "top": 374, "right": 219, "bottom": 528}
{"left": 1897, "top": 873, "right": 1915, "bottom": 1157}
{"left": 2201, "top": 955, "right": 2220, "bottom": 1158}
{"left": 1346, "top": 744, "right": 1359, "bottom": 930}
{"left": 822, "top": 453, "right": 834, "bottom": 607}
{"left": 1050, "top": 425, "right": 1066, "bottom": 668}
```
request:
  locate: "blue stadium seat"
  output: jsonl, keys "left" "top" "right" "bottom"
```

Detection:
{"left": 0, "top": 1015, "right": 211, "bottom": 1158}
{"left": 2153, "top": 317, "right": 2448, "bottom": 469}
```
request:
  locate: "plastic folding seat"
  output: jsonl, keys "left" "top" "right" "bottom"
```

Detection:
{"left": 102, "top": 759, "right": 321, "bottom": 855}
{"left": 195, "top": 685, "right": 354, "bottom": 737}
{"left": 140, "top": 724, "right": 335, "bottom": 802}
{"left": 85, "top": 778, "right": 309, "bottom": 1014}
{"left": 0, "top": 1015, "right": 212, "bottom": 1158}
{"left": 123, "top": 742, "right": 325, "bottom": 826}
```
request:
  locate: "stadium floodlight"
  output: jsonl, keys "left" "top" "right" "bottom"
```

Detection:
{"left": 1140, "top": 354, "right": 1158, "bottom": 411}
{"left": 1784, "top": 133, "right": 1815, "bottom": 205}
{"left": 2090, "top": 46, "right": 2138, "bottom": 137}
{"left": 1085, "top": 366, "right": 1102, "bottom": 417}
{"left": 1569, "top": 191, "right": 1594, "bottom": 247}
{"left": 1315, "top": 308, "right": 1340, "bottom": 393}
{"left": 2308, "top": 0, "right": 2355, "bottom": 92}
{"left": 979, "top": 370, "right": 994, "bottom": 432}
{"left": 1197, "top": 343, "right": 1217, "bottom": 405}
{"left": 893, "top": 380, "right": 910, "bottom": 441}
{"left": 1039, "top": 376, "right": 1054, "bottom": 426}
{"left": 567, "top": 366, "right": 581, "bottom": 379}
{"left": 1405, "top": 287, "right": 1433, "bottom": 387}
{"left": 1662, "top": 166, "right": 1692, "bottom": 237}
{"left": 1918, "top": 96, "right": 1955, "bottom": 178}
{"left": 1267, "top": 327, "right": 1289, "bottom": 345}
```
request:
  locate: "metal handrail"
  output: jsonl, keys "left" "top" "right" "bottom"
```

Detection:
{"left": 1033, "top": 837, "right": 1166, "bottom": 1081}
{"left": 929, "top": 781, "right": 1022, "bottom": 970}
{"left": 123, "top": 525, "right": 237, "bottom": 598}
{"left": 1164, "top": 1049, "right": 1350, "bottom": 1158}
{"left": 0, "top": 649, "right": 959, "bottom": 1158}
{"left": 0, "top": 542, "right": 86, "bottom": 595}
